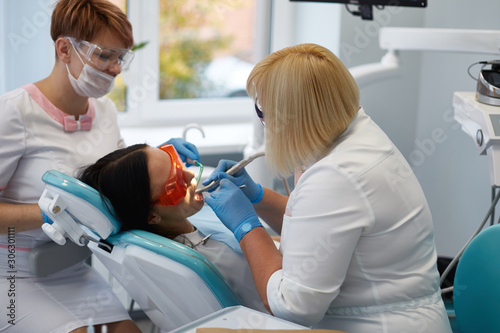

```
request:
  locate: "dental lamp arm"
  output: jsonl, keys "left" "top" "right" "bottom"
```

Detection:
{"left": 348, "top": 50, "right": 400, "bottom": 88}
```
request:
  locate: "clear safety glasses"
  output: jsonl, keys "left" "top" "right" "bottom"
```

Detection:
{"left": 66, "top": 37, "right": 134, "bottom": 71}
{"left": 153, "top": 144, "right": 203, "bottom": 207}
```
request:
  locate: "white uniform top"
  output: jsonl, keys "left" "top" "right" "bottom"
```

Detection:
{"left": 0, "top": 84, "right": 129, "bottom": 332}
{"left": 267, "top": 109, "right": 452, "bottom": 333}
{"left": 0, "top": 84, "right": 125, "bottom": 256}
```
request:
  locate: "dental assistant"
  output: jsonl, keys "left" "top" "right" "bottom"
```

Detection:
{"left": 0, "top": 1, "right": 198, "bottom": 332}
{"left": 204, "top": 43, "right": 453, "bottom": 333}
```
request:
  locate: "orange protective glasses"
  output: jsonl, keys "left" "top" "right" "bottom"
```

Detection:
{"left": 153, "top": 144, "right": 187, "bottom": 206}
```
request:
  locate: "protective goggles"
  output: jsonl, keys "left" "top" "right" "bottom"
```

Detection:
{"left": 65, "top": 37, "right": 134, "bottom": 71}
{"left": 153, "top": 144, "right": 188, "bottom": 207}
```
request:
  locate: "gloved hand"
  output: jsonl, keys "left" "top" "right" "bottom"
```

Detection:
{"left": 202, "top": 159, "right": 264, "bottom": 204}
{"left": 158, "top": 138, "right": 200, "bottom": 166}
{"left": 41, "top": 210, "right": 54, "bottom": 224}
{"left": 204, "top": 179, "right": 263, "bottom": 242}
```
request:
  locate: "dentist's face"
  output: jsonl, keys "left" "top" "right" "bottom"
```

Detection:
{"left": 146, "top": 147, "right": 204, "bottom": 219}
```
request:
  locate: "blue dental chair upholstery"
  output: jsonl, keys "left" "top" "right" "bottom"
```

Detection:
{"left": 453, "top": 223, "right": 500, "bottom": 333}
{"left": 38, "top": 170, "right": 242, "bottom": 332}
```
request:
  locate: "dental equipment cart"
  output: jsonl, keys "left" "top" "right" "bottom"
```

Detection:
{"left": 454, "top": 91, "right": 500, "bottom": 187}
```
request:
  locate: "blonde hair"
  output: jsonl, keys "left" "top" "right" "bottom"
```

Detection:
{"left": 51, "top": 0, "right": 133, "bottom": 48}
{"left": 246, "top": 43, "right": 359, "bottom": 177}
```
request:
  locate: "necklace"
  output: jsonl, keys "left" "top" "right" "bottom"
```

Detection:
{"left": 177, "top": 232, "right": 212, "bottom": 249}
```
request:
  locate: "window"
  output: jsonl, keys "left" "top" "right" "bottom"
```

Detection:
{"left": 158, "top": 0, "right": 255, "bottom": 100}
{"left": 116, "top": 0, "right": 272, "bottom": 127}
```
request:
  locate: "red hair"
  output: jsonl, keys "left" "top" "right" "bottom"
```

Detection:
{"left": 51, "top": 0, "right": 133, "bottom": 48}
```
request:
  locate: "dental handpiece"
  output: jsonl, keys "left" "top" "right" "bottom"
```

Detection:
{"left": 195, "top": 151, "right": 265, "bottom": 193}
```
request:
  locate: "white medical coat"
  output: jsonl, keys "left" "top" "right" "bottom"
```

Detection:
{"left": 266, "top": 108, "right": 452, "bottom": 333}
{"left": 0, "top": 84, "right": 128, "bottom": 332}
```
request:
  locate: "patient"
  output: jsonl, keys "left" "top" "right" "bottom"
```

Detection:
{"left": 77, "top": 143, "right": 267, "bottom": 312}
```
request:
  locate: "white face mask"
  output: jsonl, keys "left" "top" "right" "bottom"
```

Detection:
{"left": 66, "top": 44, "right": 115, "bottom": 98}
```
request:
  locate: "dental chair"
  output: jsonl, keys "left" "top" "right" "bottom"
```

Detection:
{"left": 38, "top": 170, "right": 242, "bottom": 332}
{"left": 453, "top": 223, "right": 500, "bottom": 333}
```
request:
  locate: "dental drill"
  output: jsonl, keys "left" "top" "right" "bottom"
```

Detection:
{"left": 195, "top": 151, "right": 265, "bottom": 193}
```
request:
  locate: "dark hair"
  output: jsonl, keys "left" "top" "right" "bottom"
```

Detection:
{"left": 77, "top": 144, "right": 152, "bottom": 231}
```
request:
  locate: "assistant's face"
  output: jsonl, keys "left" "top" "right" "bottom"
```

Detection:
{"left": 87, "top": 29, "right": 128, "bottom": 77}
{"left": 146, "top": 146, "right": 205, "bottom": 220}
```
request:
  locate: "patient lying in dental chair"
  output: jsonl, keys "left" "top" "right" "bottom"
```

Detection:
{"left": 77, "top": 143, "right": 268, "bottom": 313}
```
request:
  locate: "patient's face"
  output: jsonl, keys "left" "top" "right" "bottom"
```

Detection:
{"left": 147, "top": 147, "right": 205, "bottom": 220}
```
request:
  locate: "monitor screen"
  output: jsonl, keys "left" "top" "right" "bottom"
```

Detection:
{"left": 290, "top": 0, "right": 427, "bottom": 7}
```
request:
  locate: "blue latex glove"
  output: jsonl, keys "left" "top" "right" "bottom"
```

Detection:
{"left": 158, "top": 138, "right": 200, "bottom": 166}
{"left": 204, "top": 179, "right": 263, "bottom": 242}
{"left": 41, "top": 210, "right": 53, "bottom": 224}
{"left": 202, "top": 159, "right": 264, "bottom": 204}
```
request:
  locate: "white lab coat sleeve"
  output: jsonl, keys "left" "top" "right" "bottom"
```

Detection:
{"left": 266, "top": 162, "right": 374, "bottom": 327}
{"left": 0, "top": 93, "right": 26, "bottom": 189}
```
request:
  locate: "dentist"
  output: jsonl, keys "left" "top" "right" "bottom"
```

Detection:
{"left": 204, "top": 43, "right": 453, "bottom": 333}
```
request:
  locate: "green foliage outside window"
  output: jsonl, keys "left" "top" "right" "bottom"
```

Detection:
{"left": 108, "top": 0, "right": 247, "bottom": 110}
{"left": 158, "top": 0, "right": 234, "bottom": 99}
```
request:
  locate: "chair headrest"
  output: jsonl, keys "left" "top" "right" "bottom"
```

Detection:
{"left": 42, "top": 170, "right": 122, "bottom": 238}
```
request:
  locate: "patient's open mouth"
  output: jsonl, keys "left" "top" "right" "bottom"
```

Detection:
{"left": 194, "top": 192, "right": 204, "bottom": 202}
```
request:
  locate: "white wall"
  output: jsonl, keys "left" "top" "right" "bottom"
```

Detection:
{"left": 270, "top": 0, "right": 342, "bottom": 54}
{"left": 1, "top": 0, "right": 55, "bottom": 94}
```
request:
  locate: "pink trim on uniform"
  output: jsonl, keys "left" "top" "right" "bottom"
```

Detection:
{"left": 21, "top": 83, "right": 95, "bottom": 128}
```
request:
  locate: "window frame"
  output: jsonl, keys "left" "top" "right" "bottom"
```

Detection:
{"left": 120, "top": 0, "right": 274, "bottom": 128}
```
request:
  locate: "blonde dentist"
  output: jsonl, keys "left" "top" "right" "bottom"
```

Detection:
{"left": 204, "top": 43, "right": 453, "bottom": 333}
